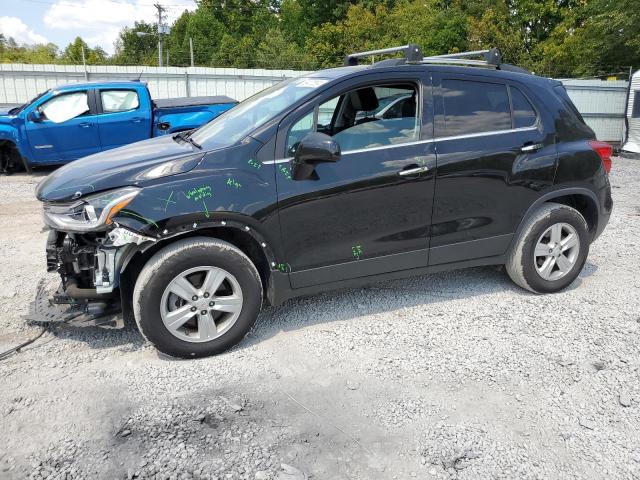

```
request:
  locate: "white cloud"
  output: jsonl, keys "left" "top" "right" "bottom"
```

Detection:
{"left": 0, "top": 16, "right": 49, "bottom": 45}
{"left": 43, "top": 0, "right": 196, "bottom": 54}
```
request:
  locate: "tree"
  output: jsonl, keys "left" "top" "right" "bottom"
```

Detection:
{"left": 112, "top": 21, "right": 158, "bottom": 66}
{"left": 533, "top": 0, "right": 640, "bottom": 77}
{"left": 255, "top": 29, "right": 305, "bottom": 69}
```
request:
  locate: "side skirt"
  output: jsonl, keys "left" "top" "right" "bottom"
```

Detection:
{"left": 269, "top": 253, "right": 505, "bottom": 306}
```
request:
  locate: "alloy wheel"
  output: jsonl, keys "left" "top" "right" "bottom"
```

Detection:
{"left": 533, "top": 222, "right": 580, "bottom": 281}
{"left": 160, "top": 266, "right": 243, "bottom": 343}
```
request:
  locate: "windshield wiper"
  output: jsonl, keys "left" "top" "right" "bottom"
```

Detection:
{"left": 173, "top": 131, "right": 202, "bottom": 150}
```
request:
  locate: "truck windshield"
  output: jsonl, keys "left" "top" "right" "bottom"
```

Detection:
{"left": 8, "top": 90, "right": 50, "bottom": 115}
{"left": 190, "top": 77, "right": 329, "bottom": 148}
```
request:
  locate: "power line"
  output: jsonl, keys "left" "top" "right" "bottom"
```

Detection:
{"left": 14, "top": 0, "right": 197, "bottom": 8}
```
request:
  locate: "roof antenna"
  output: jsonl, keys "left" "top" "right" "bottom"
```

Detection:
{"left": 135, "top": 68, "right": 145, "bottom": 81}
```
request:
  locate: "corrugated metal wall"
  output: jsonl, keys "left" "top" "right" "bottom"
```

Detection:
{"left": 0, "top": 64, "right": 630, "bottom": 144}
{"left": 561, "top": 79, "right": 629, "bottom": 144}
{"left": 0, "top": 64, "right": 310, "bottom": 105}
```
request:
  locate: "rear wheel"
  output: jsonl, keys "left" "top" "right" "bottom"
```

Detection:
{"left": 133, "top": 237, "right": 262, "bottom": 358}
{"left": 506, "top": 202, "right": 589, "bottom": 293}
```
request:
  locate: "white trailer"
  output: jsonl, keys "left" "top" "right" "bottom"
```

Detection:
{"left": 622, "top": 69, "right": 640, "bottom": 154}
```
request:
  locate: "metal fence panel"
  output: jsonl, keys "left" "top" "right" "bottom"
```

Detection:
{"left": 561, "top": 79, "right": 629, "bottom": 143}
{"left": 0, "top": 64, "right": 630, "bottom": 144}
{"left": 0, "top": 64, "right": 310, "bottom": 105}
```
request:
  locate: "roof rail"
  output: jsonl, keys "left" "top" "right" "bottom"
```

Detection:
{"left": 421, "top": 48, "right": 502, "bottom": 68}
{"left": 344, "top": 44, "right": 423, "bottom": 66}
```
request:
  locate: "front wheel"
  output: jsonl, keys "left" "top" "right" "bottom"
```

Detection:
{"left": 133, "top": 237, "right": 262, "bottom": 358}
{"left": 506, "top": 202, "right": 590, "bottom": 293}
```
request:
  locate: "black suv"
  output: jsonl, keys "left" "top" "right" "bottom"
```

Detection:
{"left": 34, "top": 46, "right": 613, "bottom": 358}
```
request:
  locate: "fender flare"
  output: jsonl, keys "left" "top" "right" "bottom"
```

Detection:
{"left": 510, "top": 187, "right": 600, "bottom": 248}
{"left": 118, "top": 218, "right": 279, "bottom": 275}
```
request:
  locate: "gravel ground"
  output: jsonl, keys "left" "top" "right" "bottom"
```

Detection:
{"left": 0, "top": 157, "right": 639, "bottom": 480}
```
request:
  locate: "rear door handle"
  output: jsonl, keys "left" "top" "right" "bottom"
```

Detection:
{"left": 78, "top": 122, "right": 93, "bottom": 128}
{"left": 521, "top": 143, "right": 543, "bottom": 153}
{"left": 398, "top": 165, "right": 429, "bottom": 176}
{"left": 131, "top": 117, "right": 143, "bottom": 123}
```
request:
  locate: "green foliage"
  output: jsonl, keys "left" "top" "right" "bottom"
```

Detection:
{"left": 0, "top": 0, "right": 636, "bottom": 77}
{"left": 111, "top": 21, "right": 158, "bottom": 65}
{"left": 61, "top": 37, "right": 107, "bottom": 64}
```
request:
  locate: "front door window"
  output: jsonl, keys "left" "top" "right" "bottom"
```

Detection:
{"left": 287, "top": 84, "right": 419, "bottom": 156}
{"left": 39, "top": 91, "right": 89, "bottom": 123}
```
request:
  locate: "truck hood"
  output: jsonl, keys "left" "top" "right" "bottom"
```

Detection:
{"left": 0, "top": 112, "right": 14, "bottom": 124}
{"left": 36, "top": 135, "right": 204, "bottom": 202}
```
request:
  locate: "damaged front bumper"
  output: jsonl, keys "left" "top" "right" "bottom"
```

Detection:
{"left": 27, "top": 226, "right": 155, "bottom": 325}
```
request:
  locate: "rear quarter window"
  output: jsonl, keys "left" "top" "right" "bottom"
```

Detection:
{"left": 510, "top": 86, "right": 537, "bottom": 128}
{"left": 441, "top": 79, "right": 511, "bottom": 136}
{"left": 552, "top": 84, "right": 594, "bottom": 141}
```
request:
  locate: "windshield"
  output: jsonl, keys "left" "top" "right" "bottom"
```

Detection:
{"left": 8, "top": 90, "right": 50, "bottom": 115}
{"left": 190, "top": 76, "right": 329, "bottom": 148}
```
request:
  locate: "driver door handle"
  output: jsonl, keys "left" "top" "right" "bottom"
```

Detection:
{"left": 399, "top": 165, "right": 429, "bottom": 176}
{"left": 521, "top": 143, "right": 543, "bottom": 153}
{"left": 79, "top": 122, "right": 93, "bottom": 128}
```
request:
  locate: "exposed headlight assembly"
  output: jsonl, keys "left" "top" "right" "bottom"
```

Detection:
{"left": 43, "top": 187, "right": 140, "bottom": 232}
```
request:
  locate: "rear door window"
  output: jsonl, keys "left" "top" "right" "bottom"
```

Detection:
{"left": 100, "top": 90, "right": 139, "bottom": 113}
{"left": 441, "top": 79, "right": 511, "bottom": 136}
{"left": 510, "top": 86, "right": 537, "bottom": 128}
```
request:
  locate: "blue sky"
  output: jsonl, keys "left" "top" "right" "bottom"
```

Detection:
{"left": 0, "top": 0, "right": 196, "bottom": 54}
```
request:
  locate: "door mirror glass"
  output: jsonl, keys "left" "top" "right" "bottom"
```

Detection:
{"left": 28, "top": 110, "right": 43, "bottom": 123}
{"left": 39, "top": 91, "right": 89, "bottom": 124}
{"left": 292, "top": 132, "right": 341, "bottom": 180}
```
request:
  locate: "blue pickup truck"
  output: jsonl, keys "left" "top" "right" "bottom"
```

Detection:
{"left": 0, "top": 80, "right": 236, "bottom": 172}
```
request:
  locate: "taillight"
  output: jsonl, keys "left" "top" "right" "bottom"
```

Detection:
{"left": 588, "top": 140, "right": 613, "bottom": 174}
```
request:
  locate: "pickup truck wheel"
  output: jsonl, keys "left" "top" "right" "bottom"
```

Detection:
{"left": 506, "top": 202, "right": 589, "bottom": 293}
{"left": 133, "top": 237, "right": 262, "bottom": 358}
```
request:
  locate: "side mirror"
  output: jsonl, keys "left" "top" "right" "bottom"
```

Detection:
{"left": 291, "top": 132, "right": 340, "bottom": 180}
{"left": 29, "top": 110, "right": 43, "bottom": 123}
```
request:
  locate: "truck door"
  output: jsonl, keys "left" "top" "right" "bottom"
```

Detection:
{"left": 274, "top": 73, "right": 436, "bottom": 289}
{"left": 25, "top": 89, "right": 101, "bottom": 163}
{"left": 96, "top": 88, "right": 151, "bottom": 150}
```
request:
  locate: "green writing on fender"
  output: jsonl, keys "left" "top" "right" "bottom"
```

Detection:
{"left": 184, "top": 185, "right": 213, "bottom": 201}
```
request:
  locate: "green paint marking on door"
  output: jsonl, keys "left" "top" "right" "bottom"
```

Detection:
{"left": 278, "top": 164, "right": 292, "bottom": 180}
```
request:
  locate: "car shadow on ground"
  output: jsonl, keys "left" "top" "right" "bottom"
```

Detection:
{"left": 243, "top": 261, "right": 599, "bottom": 348}
{"left": 48, "top": 261, "right": 599, "bottom": 358}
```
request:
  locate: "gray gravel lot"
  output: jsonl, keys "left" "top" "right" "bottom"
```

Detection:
{"left": 0, "top": 157, "right": 639, "bottom": 480}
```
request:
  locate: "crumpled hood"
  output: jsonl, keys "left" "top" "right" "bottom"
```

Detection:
{"left": 36, "top": 135, "right": 204, "bottom": 202}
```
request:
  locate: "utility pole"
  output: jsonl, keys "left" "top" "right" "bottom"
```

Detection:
{"left": 154, "top": 3, "right": 165, "bottom": 67}
{"left": 81, "top": 45, "right": 88, "bottom": 81}
{"left": 189, "top": 37, "right": 194, "bottom": 67}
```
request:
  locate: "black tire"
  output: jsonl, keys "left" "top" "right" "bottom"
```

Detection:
{"left": 506, "top": 202, "right": 590, "bottom": 293}
{"left": 133, "top": 237, "right": 262, "bottom": 358}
